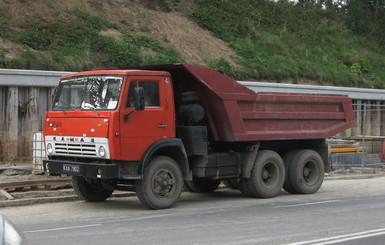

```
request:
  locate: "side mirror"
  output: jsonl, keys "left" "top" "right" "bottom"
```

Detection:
{"left": 0, "top": 214, "right": 28, "bottom": 245}
{"left": 134, "top": 87, "right": 145, "bottom": 111}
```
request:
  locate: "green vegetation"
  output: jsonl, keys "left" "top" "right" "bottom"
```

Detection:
{"left": 192, "top": 0, "right": 385, "bottom": 88}
{"left": 1, "top": 8, "right": 183, "bottom": 71}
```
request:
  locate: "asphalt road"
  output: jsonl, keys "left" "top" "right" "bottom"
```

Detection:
{"left": 2, "top": 175, "right": 385, "bottom": 245}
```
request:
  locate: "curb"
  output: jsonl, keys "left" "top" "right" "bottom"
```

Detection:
{"left": 324, "top": 173, "right": 385, "bottom": 181}
{"left": 0, "top": 195, "right": 79, "bottom": 208}
{"left": 0, "top": 191, "right": 135, "bottom": 208}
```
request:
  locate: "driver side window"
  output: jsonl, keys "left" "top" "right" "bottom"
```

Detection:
{"left": 126, "top": 81, "right": 160, "bottom": 108}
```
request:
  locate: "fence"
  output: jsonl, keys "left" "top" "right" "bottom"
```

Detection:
{"left": 0, "top": 69, "right": 70, "bottom": 163}
{"left": 32, "top": 132, "right": 46, "bottom": 174}
{"left": 330, "top": 102, "right": 385, "bottom": 169}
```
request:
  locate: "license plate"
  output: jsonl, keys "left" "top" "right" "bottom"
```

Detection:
{"left": 63, "top": 164, "right": 80, "bottom": 173}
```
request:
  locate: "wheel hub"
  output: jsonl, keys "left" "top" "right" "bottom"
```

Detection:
{"left": 303, "top": 167, "right": 310, "bottom": 178}
{"left": 153, "top": 170, "right": 175, "bottom": 198}
{"left": 261, "top": 163, "right": 278, "bottom": 187}
{"left": 303, "top": 161, "right": 319, "bottom": 184}
{"left": 262, "top": 169, "right": 270, "bottom": 180}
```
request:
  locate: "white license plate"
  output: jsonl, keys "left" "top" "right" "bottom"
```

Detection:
{"left": 63, "top": 164, "right": 80, "bottom": 173}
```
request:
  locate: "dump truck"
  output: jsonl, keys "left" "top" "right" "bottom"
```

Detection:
{"left": 43, "top": 64, "right": 355, "bottom": 209}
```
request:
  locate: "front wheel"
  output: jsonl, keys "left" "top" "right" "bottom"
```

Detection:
{"left": 72, "top": 176, "right": 113, "bottom": 202}
{"left": 136, "top": 156, "right": 183, "bottom": 209}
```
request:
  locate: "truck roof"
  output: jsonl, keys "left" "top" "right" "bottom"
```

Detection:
{"left": 61, "top": 69, "right": 170, "bottom": 79}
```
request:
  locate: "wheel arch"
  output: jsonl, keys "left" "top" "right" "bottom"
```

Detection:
{"left": 139, "top": 138, "right": 189, "bottom": 178}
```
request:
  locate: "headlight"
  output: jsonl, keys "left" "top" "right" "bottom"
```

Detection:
{"left": 98, "top": 146, "right": 106, "bottom": 157}
{"left": 47, "top": 143, "right": 53, "bottom": 155}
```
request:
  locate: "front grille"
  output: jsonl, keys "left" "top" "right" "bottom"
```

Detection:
{"left": 54, "top": 142, "right": 97, "bottom": 156}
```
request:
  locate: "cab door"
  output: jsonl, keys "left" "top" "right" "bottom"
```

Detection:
{"left": 119, "top": 77, "right": 174, "bottom": 161}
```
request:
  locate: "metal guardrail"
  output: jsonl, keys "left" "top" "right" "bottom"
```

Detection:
{"left": 240, "top": 81, "right": 385, "bottom": 101}
{"left": 0, "top": 69, "right": 71, "bottom": 87}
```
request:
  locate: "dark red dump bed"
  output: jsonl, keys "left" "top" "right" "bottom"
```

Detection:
{"left": 129, "top": 64, "right": 355, "bottom": 142}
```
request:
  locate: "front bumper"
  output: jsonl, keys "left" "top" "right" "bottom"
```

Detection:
{"left": 43, "top": 159, "right": 141, "bottom": 179}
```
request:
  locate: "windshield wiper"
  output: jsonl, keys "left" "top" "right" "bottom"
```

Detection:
{"left": 54, "top": 99, "right": 75, "bottom": 112}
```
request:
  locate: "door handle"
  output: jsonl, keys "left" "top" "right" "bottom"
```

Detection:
{"left": 158, "top": 124, "right": 168, "bottom": 128}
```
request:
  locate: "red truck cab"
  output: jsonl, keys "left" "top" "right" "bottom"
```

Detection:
{"left": 45, "top": 69, "right": 176, "bottom": 161}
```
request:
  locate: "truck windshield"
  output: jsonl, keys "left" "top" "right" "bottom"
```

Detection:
{"left": 53, "top": 76, "right": 123, "bottom": 111}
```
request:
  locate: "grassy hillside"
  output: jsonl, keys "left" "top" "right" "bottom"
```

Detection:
{"left": 0, "top": 0, "right": 236, "bottom": 71}
{"left": 192, "top": 0, "right": 385, "bottom": 88}
{"left": 0, "top": 0, "right": 384, "bottom": 88}
{"left": 0, "top": 7, "right": 183, "bottom": 71}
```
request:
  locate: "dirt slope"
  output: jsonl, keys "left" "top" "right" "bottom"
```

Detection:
{"left": 0, "top": 0, "right": 237, "bottom": 66}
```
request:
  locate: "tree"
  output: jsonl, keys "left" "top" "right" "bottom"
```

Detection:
{"left": 346, "top": 0, "right": 385, "bottom": 44}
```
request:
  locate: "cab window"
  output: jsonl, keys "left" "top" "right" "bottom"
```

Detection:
{"left": 126, "top": 81, "right": 160, "bottom": 108}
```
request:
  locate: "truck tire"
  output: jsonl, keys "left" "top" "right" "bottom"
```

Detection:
{"left": 185, "top": 178, "right": 221, "bottom": 193}
{"left": 245, "top": 150, "right": 285, "bottom": 198}
{"left": 72, "top": 176, "right": 113, "bottom": 202}
{"left": 135, "top": 156, "right": 183, "bottom": 209}
{"left": 282, "top": 150, "right": 298, "bottom": 194}
{"left": 288, "top": 150, "right": 324, "bottom": 194}
{"left": 239, "top": 178, "right": 254, "bottom": 197}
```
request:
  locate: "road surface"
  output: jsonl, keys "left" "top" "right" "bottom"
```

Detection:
{"left": 2, "top": 175, "right": 385, "bottom": 245}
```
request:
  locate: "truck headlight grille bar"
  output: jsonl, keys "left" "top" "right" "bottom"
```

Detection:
{"left": 54, "top": 143, "right": 97, "bottom": 156}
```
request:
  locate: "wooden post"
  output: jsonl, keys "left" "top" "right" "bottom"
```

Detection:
{"left": 380, "top": 102, "right": 385, "bottom": 136}
{"left": 28, "top": 87, "right": 40, "bottom": 157}
{"left": 352, "top": 100, "right": 362, "bottom": 136}
{"left": 6, "top": 87, "right": 19, "bottom": 161}
{"left": 364, "top": 102, "right": 372, "bottom": 136}
{"left": 0, "top": 87, "right": 5, "bottom": 162}
{"left": 373, "top": 101, "right": 381, "bottom": 136}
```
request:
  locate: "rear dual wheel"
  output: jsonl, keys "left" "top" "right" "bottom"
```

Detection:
{"left": 239, "top": 149, "right": 324, "bottom": 198}
{"left": 239, "top": 150, "right": 285, "bottom": 198}
{"left": 284, "top": 150, "right": 324, "bottom": 194}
